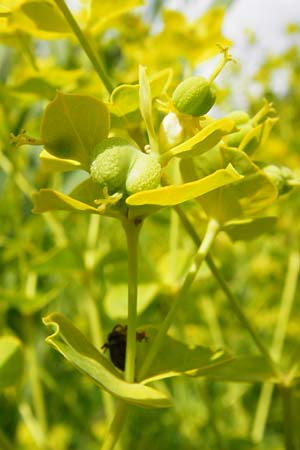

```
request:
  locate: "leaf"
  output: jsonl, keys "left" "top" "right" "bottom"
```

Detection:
{"left": 10, "top": 0, "right": 70, "bottom": 38}
{"left": 223, "top": 217, "right": 277, "bottom": 241}
{"left": 239, "top": 118, "right": 278, "bottom": 155}
{"left": 190, "top": 355, "right": 278, "bottom": 383}
{"left": 126, "top": 164, "right": 242, "bottom": 206}
{"left": 89, "top": 0, "right": 144, "bottom": 31}
{"left": 39, "top": 149, "right": 84, "bottom": 173}
{"left": 145, "top": 8, "right": 230, "bottom": 69}
{"left": 139, "top": 65, "right": 158, "bottom": 151}
{"left": 31, "top": 246, "right": 84, "bottom": 274}
{"left": 0, "top": 288, "right": 61, "bottom": 314}
{"left": 43, "top": 313, "right": 172, "bottom": 408}
{"left": 11, "top": 76, "right": 56, "bottom": 99}
{"left": 180, "top": 146, "right": 277, "bottom": 223}
{"left": 41, "top": 92, "right": 110, "bottom": 171}
{"left": 136, "top": 328, "right": 233, "bottom": 383}
{"left": 160, "top": 118, "right": 236, "bottom": 164}
{"left": 0, "top": 5, "right": 10, "bottom": 17}
{"left": 32, "top": 188, "right": 101, "bottom": 215}
{"left": 110, "top": 68, "right": 172, "bottom": 116}
{"left": 0, "top": 336, "right": 24, "bottom": 389}
{"left": 104, "top": 283, "right": 159, "bottom": 319}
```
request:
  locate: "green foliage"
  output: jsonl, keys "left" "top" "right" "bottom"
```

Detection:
{"left": 0, "top": 336, "right": 24, "bottom": 389}
{"left": 0, "top": 1, "right": 300, "bottom": 449}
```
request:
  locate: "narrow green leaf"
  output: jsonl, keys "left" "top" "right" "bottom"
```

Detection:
{"left": 136, "top": 328, "right": 233, "bottom": 383}
{"left": 0, "top": 288, "right": 61, "bottom": 314}
{"left": 190, "top": 355, "right": 278, "bottom": 383}
{"left": 110, "top": 68, "right": 172, "bottom": 116}
{"left": 43, "top": 313, "right": 172, "bottom": 408}
{"left": 41, "top": 92, "right": 110, "bottom": 170}
{"left": 223, "top": 217, "right": 277, "bottom": 241}
{"left": 0, "top": 336, "right": 24, "bottom": 389}
{"left": 32, "top": 188, "right": 101, "bottom": 215}
{"left": 161, "top": 118, "right": 236, "bottom": 164}
{"left": 39, "top": 149, "right": 84, "bottom": 173}
{"left": 239, "top": 118, "right": 278, "bottom": 155}
{"left": 126, "top": 164, "right": 242, "bottom": 206}
{"left": 139, "top": 65, "right": 158, "bottom": 151}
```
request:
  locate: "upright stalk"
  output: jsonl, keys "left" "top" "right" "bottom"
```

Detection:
{"left": 101, "top": 402, "right": 128, "bottom": 450}
{"left": 53, "top": 0, "right": 114, "bottom": 94}
{"left": 252, "top": 251, "right": 300, "bottom": 443}
{"left": 123, "top": 220, "right": 142, "bottom": 383}
{"left": 281, "top": 386, "right": 298, "bottom": 450}
{"left": 174, "top": 205, "right": 282, "bottom": 379}
{"left": 138, "top": 217, "right": 220, "bottom": 381}
{"left": 101, "top": 220, "right": 141, "bottom": 450}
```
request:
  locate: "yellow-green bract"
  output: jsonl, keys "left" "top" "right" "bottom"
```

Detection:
{"left": 172, "top": 76, "right": 216, "bottom": 116}
{"left": 90, "top": 137, "right": 161, "bottom": 195}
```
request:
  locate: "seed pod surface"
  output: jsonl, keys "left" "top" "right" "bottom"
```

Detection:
{"left": 172, "top": 76, "right": 216, "bottom": 116}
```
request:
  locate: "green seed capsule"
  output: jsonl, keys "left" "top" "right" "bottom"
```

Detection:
{"left": 90, "top": 137, "right": 161, "bottom": 196}
{"left": 126, "top": 152, "right": 161, "bottom": 194}
{"left": 172, "top": 76, "right": 216, "bottom": 116}
{"left": 90, "top": 138, "right": 135, "bottom": 193}
{"left": 262, "top": 164, "right": 293, "bottom": 195}
{"left": 224, "top": 123, "right": 253, "bottom": 148}
{"left": 226, "top": 110, "right": 250, "bottom": 125}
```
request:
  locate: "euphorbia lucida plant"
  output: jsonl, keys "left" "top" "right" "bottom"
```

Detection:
{"left": 8, "top": 1, "right": 300, "bottom": 449}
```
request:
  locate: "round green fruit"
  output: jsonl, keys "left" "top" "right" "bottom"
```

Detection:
{"left": 223, "top": 123, "right": 253, "bottom": 148}
{"left": 226, "top": 110, "right": 250, "bottom": 125}
{"left": 90, "top": 138, "right": 135, "bottom": 193}
{"left": 126, "top": 152, "right": 161, "bottom": 195}
{"left": 172, "top": 76, "right": 216, "bottom": 116}
{"left": 90, "top": 137, "right": 161, "bottom": 196}
{"left": 263, "top": 165, "right": 293, "bottom": 196}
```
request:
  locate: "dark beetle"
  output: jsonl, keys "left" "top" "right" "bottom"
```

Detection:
{"left": 101, "top": 324, "right": 147, "bottom": 371}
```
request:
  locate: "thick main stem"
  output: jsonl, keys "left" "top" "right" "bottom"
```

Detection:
{"left": 123, "top": 220, "right": 141, "bottom": 383}
{"left": 53, "top": 0, "right": 114, "bottom": 94}
{"left": 138, "top": 217, "right": 220, "bottom": 381}
{"left": 100, "top": 221, "right": 141, "bottom": 450}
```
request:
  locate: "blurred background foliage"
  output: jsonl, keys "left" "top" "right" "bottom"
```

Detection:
{"left": 0, "top": 0, "right": 300, "bottom": 449}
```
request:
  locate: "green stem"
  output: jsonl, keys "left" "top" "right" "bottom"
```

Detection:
{"left": 29, "top": 346, "right": 47, "bottom": 442}
{"left": 280, "top": 386, "right": 297, "bottom": 450}
{"left": 138, "top": 217, "right": 220, "bottom": 381}
{"left": 100, "top": 220, "right": 141, "bottom": 450}
{"left": 207, "top": 46, "right": 232, "bottom": 84}
{"left": 0, "top": 430, "right": 15, "bottom": 450}
{"left": 100, "top": 402, "right": 128, "bottom": 450}
{"left": 16, "top": 31, "right": 39, "bottom": 71}
{"left": 19, "top": 402, "right": 45, "bottom": 449}
{"left": 53, "top": 0, "right": 114, "bottom": 94}
{"left": 252, "top": 251, "right": 300, "bottom": 442}
{"left": 123, "top": 220, "right": 142, "bottom": 383}
{"left": 174, "top": 205, "right": 282, "bottom": 380}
